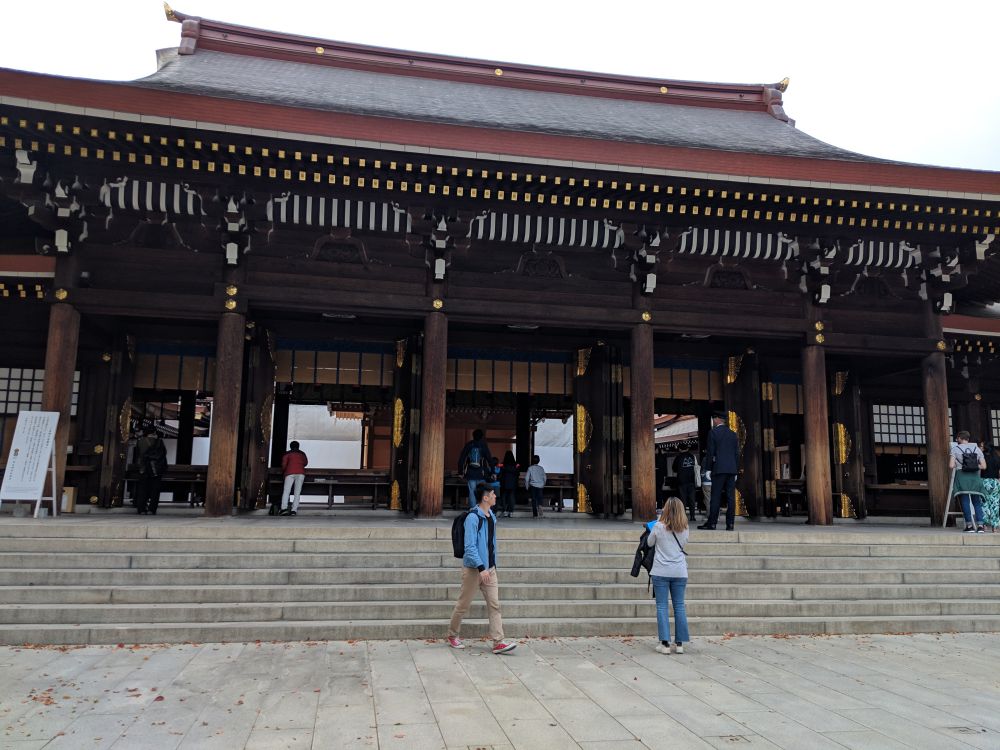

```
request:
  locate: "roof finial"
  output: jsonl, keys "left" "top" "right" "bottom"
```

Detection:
{"left": 164, "top": 3, "right": 179, "bottom": 22}
{"left": 777, "top": 77, "right": 790, "bottom": 93}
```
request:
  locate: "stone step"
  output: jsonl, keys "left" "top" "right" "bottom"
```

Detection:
{"left": 1, "top": 550, "right": 998, "bottom": 571}
{"left": 1, "top": 565, "right": 998, "bottom": 588}
{"left": 5, "top": 535, "right": 1000, "bottom": 558}
{"left": 0, "top": 612, "right": 998, "bottom": 646}
{"left": 4, "top": 521, "right": 999, "bottom": 547}
{"left": 1, "top": 581, "right": 995, "bottom": 605}
{"left": 5, "top": 596, "right": 998, "bottom": 626}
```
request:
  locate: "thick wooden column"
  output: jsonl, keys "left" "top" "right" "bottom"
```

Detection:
{"left": 829, "top": 369, "right": 868, "bottom": 519}
{"left": 176, "top": 391, "right": 196, "bottom": 464}
{"left": 270, "top": 389, "right": 290, "bottom": 468}
{"left": 802, "top": 345, "right": 833, "bottom": 525}
{"left": 923, "top": 350, "right": 951, "bottom": 526}
{"left": 205, "top": 312, "right": 246, "bottom": 516}
{"left": 41, "top": 303, "right": 81, "bottom": 500}
{"left": 723, "top": 351, "right": 763, "bottom": 517}
{"left": 417, "top": 312, "right": 447, "bottom": 517}
{"left": 515, "top": 394, "right": 532, "bottom": 468}
{"left": 630, "top": 323, "right": 655, "bottom": 520}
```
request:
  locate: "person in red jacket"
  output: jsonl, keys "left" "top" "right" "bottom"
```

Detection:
{"left": 279, "top": 441, "right": 308, "bottom": 516}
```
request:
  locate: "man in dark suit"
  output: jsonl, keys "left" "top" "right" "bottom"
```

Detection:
{"left": 698, "top": 412, "right": 740, "bottom": 531}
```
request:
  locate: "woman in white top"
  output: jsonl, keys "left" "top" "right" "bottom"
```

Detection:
{"left": 648, "top": 496, "right": 690, "bottom": 654}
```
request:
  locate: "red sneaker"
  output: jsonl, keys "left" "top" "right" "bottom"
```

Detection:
{"left": 492, "top": 641, "right": 517, "bottom": 654}
{"left": 447, "top": 636, "right": 464, "bottom": 649}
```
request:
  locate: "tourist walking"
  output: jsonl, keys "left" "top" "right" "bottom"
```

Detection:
{"left": 648, "top": 496, "right": 689, "bottom": 654}
{"left": 279, "top": 440, "right": 308, "bottom": 516}
{"left": 458, "top": 429, "right": 494, "bottom": 510}
{"left": 950, "top": 431, "right": 986, "bottom": 533}
{"left": 672, "top": 447, "right": 700, "bottom": 521}
{"left": 525, "top": 455, "right": 547, "bottom": 517}
{"left": 497, "top": 450, "right": 520, "bottom": 518}
{"left": 447, "top": 483, "right": 516, "bottom": 654}
{"left": 134, "top": 425, "right": 168, "bottom": 515}
{"left": 699, "top": 412, "right": 740, "bottom": 530}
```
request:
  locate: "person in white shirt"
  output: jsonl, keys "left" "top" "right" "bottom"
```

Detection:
{"left": 524, "top": 455, "right": 547, "bottom": 518}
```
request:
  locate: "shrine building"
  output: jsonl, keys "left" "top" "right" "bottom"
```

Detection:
{"left": 2, "top": 6, "right": 1000, "bottom": 524}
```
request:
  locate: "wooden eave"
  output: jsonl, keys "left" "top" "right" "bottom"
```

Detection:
{"left": 3, "top": 103, "right": 998, "bottom": 246}
{"left": 2, "top": 70, "right": 1000, "bottom": 200}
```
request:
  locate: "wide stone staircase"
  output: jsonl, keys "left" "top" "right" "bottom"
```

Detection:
{"left": 0, "top": 519, "right": 999, "bottom": 645}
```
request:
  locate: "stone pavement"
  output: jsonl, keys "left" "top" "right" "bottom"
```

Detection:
{"left": 2, "top": 634, "right": 999, "bottom": 749}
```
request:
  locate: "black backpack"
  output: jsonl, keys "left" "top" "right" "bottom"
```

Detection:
{"left": 960, "top": 448, "right": 981, "bottom": 473}
{"left": 451, "top": 510, "right": 486, "bottom": 559}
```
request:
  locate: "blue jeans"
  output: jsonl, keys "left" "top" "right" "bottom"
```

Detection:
{"left": 960, "top": 493, "right": 984, "bottom": 526}
{"left": 651, "top": 575, "right": 689, "bottom": 644}
{"left": 467, "top": 479, "right": 480, "bottom": 509}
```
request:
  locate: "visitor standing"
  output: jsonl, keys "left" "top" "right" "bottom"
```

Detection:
{"left": 458, "top": 429, "right": 494, "bottom": 510}
{"left": 498, "top": 450, "right": 520, "bottom": 518}
{"left": 447, "top": 483, "right": 516, "bottom": 654}
{"left": 699, "top": 412, "right": 740, "bottom": 530}
{"left": 647, "top": 496, "right": 689, "bottom": 654}
{"left": 134, "top": 425, "right": 168, "bottom": 515}
{"left": 672, "top": 447, "right": 700, "bottom": 521}
{"left": 525, "top": 455, "right": 547, "bottom": 517}
{"left": 950, "top": 431, "right": 986, "bottom": 532}
{"left": 279, "top": 440, "right": 309, "bottom": 516}
{"left": 982, "top": 444, "right": 1000, "bottom": 532}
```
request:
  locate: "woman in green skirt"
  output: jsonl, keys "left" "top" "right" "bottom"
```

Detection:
{"left": 981, "top": 443, "right": 1000, "bottom": 532}
{"left": 950, "top": 432, "right": 987, "bottom": 533}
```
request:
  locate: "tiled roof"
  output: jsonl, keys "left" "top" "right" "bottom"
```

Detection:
{"left": 134, "top": 49, "right": 888, "bottom": 164}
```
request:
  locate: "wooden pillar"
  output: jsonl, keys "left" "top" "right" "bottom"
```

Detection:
{"left": 802, "top": 345, "right": 833, "bottom": 525}
{"left": 417, "top": 312, "right": 447, "bottom": 517}
{"left": 724, "top": 351, "right": 763, "bottom": 518}
{"left": 41, "top": 303, "right": 81, "bottom": 501}
{"left": 205, "top": 311, "right": 246, "bottom": 516}
{"left": 515, "top": 393, "right": 532, "bottom": 468}
{"left": 829, "top": 369, "right": 868, "bottom": 519}
{"left": 270, "top": 389, "right": 290, "bottom": 468}
{"left": 630, "top": 323, "right": 655, "bottom": 520}
{"left": 176, "top": 391, "right": 196, "bottom": 464}
{"left": 923, "top": 350, "right": 951, "bottom": 526}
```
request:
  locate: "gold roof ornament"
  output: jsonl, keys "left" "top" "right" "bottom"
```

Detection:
{"left": 164, "top": 2, "right": 178, "bottom": 22}
{"left": 777, "top": 77, "right": 790, "bottom": 92}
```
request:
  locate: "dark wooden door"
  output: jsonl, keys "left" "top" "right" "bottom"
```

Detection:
{"left": 574, "top": 343, "right": 626, "bottom": 517}
{"left": 390, "top": 335, "right": 422, "bottom": 512}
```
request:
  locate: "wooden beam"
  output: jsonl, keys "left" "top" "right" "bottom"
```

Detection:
{"left": 204, "top": 312, "right": 246, "bottom": 516}
{"left": 802, "top": 345, "right": 833, "bottom": 525}
{"left": 417, "top": 312, "right": 447, "bottom": 517}
{"left": 40, "top": 303, "right": 80, "bottom": 502}
{"left": 66, "top": 289, "right": 219, "bottom": 320}
{"left": 923, "top": 350, "right": 951, "bottom": 526}
{"left": 630, "top": 323, "right": 655, "bottom": 521}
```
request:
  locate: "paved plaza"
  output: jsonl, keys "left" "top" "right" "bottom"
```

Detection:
{"left": 2, "top": 633, "right": 999, "bottom": 749}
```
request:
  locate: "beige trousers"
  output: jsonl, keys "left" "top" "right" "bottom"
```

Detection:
{"left": 448, "top": 566, "right": 504, "bottom": 642}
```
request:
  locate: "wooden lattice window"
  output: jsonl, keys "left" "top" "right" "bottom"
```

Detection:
{"left": 0, "top": 368, "right": 78, "bottom": 416}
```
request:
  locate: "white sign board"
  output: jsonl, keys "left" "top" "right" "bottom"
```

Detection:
{"left": 0, "top": 411, "right": 59, "bottom": 503}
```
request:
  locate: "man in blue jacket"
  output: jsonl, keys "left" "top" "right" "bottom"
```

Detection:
{"left": 447, "top": 483, "right": 517, "bottom": 654}
{"left": 698, "top": 412, "right": 741, "bottom": 531}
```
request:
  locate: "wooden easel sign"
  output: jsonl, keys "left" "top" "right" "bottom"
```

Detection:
{"left": 0, "top": 411, "right": 60, "bottom": 519}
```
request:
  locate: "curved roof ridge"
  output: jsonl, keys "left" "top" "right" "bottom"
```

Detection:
{"left": 163, "top": 5, "right": 791, "bottom": 119}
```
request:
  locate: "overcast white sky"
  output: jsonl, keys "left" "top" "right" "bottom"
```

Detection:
{"left": 2, "top": 1, "right": 998, "bottom": 172}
